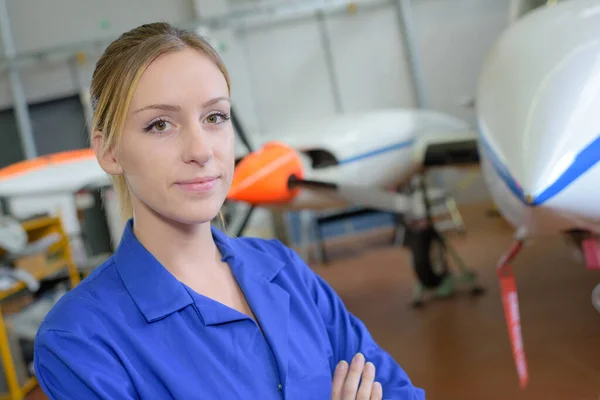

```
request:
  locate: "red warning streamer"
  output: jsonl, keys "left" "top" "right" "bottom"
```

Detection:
{"left": 497, "top": 240, "right": 528, "bottom": 389}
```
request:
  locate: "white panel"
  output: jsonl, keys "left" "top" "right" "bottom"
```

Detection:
{"left": 242, "top": 19, "right": 338, "bottom": 135}
{"left": 326, "top": 5, "right": 416, "bottom": 112}
{"left": 6, "top": 0, "right": 195, "bottom": 55}
{"left": 413, "top": 0, "right": 509, "bottom": 124}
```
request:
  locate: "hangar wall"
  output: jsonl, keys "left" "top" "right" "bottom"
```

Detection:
{"left": 1, "top": 0, "right": 508, "bottom": 136}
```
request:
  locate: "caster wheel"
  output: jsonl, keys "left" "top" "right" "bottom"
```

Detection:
{"left": 471, "top": 286, "right": 485, "bottom": 296}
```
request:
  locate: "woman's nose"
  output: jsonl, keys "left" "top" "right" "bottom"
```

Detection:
{"left": 182, "top": 126, "right": 212, "bottom": 165}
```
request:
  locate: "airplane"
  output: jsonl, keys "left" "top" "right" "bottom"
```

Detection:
{"left": 225, "top": 106, "right": 487, "bottom": 302}
{"left": 473, "top": 0, "right": 600, "bottom": 389}
{"left": 0, "top": 105, "right": 485, "bottom": 307}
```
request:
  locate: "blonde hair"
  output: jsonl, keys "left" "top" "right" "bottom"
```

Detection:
{"left": 90, "top": 22, "right": 231, "bottom": 222}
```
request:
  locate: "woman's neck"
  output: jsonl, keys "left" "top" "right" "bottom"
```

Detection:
{"left": 131, "top": 203, "right": 221, "bottom": 278}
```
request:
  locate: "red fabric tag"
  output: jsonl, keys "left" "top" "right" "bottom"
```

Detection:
{"left": 582, "top": 237, "right": 600, "bottom": 270}
{"left": 498, "top": 264, "right": 528, "bottom": 389}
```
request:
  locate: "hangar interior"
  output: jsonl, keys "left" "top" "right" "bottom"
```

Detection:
{"left": 0, "top": 0, "right": 599, "bottom": 399}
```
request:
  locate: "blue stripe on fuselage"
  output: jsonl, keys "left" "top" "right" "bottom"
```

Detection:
{"left": 477, "top": 132, "right": 527, "bottom": 203}
{"left": 477, "top": 124, "right": 600, "bottom": 206}
{"left": 338, "top": 138, "right": 415, "bottom": 165}
{"left": 533, "top": 134, "right": 600, "bottom": 204}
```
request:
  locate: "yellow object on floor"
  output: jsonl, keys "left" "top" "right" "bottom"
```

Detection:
{"left": 0, "top": 216, "right": 80, "bottom": 400}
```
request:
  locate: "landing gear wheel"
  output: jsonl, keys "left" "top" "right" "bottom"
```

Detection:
{"left": 406, "top": 225, "right": 450, "bottom": 291}
{"left": 405, "top": 173, "right": 484, "bottom": 307}
{"left": 406, "top": 223, "right": 484, "bottom": 307}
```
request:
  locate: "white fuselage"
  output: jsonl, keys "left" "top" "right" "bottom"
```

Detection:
{"left": 258, "top": 108, "right": 474, "bottom": 211}
{"left": 476, "top": 0, "right": 600, "bottom": 237}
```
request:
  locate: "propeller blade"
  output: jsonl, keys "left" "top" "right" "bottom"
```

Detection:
{"left": 287, "top": 175, "right": 336, "bottom": 190}
{"left": 230, "top": 106, "right": 253, "bottom": 154}
{"left": 287, "top": 175, "right": 411, "bottom": 214}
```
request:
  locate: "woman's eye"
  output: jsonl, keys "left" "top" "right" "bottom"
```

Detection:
{"left": 205, "top": 113, "right": 229, "bottom": 124}
{"left": 144, "top": 119, "right": 172, "bottom": 133}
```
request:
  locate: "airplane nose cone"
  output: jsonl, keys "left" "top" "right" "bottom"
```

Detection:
{"left": 480, "top": 139, "right": 563, "bottom": 207}
{"left": 479, "top": 129, "right": 599, "bottom": 208}
{"left": 227, "top": 141, "right": 304, "bottom": 205}
{"left": 476, "top": 3, "right": 600, "bottom": 208}
{"left": 477, "top": 130, "right": 561, "bottom": 208}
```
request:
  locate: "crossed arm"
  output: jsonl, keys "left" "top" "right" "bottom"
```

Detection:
{"left": 285, "top": 244, "right": 426, "bottom": 400}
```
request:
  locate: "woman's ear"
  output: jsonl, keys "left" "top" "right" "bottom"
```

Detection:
{"left": 92, "top": 130, "right": 123, "bottom": 175}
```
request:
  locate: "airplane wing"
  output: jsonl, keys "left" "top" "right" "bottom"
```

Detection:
{"left": 0, "top": 149, "right": 111, "bottom": 198}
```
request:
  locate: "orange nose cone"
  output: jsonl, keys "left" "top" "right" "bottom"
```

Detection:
{"left": 227, "top": 141, "right": 304, "bottom": 205}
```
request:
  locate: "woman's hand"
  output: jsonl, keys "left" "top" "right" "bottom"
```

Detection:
{"left": 331, "top": 353, "right": 383, "bottom": 400}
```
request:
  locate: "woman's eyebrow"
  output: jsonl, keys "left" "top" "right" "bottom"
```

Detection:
{"left": 133, "top": 104, "right": 181, "bottom": 114}
{"left": 132, "top": 97, "right": 230, "bottom": 114}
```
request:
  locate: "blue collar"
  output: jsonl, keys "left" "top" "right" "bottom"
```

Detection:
{"left": 113, "top": 219, "right": 285, "bottom": 323}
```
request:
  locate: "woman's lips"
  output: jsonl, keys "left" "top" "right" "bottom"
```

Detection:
{"left": 175, "top": 176, "right": 218, "bottom": 193}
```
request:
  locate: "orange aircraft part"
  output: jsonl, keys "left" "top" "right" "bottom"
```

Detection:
{"left": 227, "top": 141, "right": 304, "bottom": 205}
{"left": 0, "top": 148, "right": 96, "bottom": 181}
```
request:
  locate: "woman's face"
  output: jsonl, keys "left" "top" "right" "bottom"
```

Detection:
{"left": 99, "top": 47, "right": 234, "bottom": 225}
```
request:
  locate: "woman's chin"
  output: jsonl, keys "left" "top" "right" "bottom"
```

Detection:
{"left": 162, "top": 202, "right": 223, "bottom": 226}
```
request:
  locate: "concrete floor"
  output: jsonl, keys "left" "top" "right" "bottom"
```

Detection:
{"left": 313, "top": 202, "right": 600, "bottom": 400}
{"left": 28, "top": 202, "right": 600, "bottom": 399}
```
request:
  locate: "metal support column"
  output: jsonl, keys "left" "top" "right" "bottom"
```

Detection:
{"left": 69, "top": 57, "right": 94, "bottom": 139}
{"left": 393, "top": 0, "right": 428, "bottom": 109}
{"left": 315, "top": 10, "right": 343, "bottom": 114}
{"left": 0, "top": 0, "right": 36, "bottom": 160}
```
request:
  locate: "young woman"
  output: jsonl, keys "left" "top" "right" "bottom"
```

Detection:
{"left": 33, "top": 22, "right": 425, "bottom": 400}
